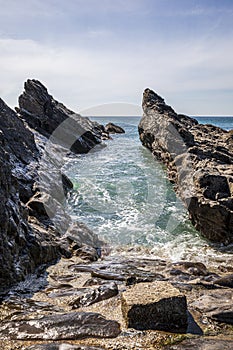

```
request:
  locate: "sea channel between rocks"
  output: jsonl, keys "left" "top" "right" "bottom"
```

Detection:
{"left": 0, "top": 81, "right": 233, "bottom": 349}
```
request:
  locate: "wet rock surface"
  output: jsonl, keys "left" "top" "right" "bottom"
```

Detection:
{"left": 1, "top": 254, "right": 233, "bottom": 349}
{"left": 1, "top": 83, "right": 233, "bottom": 349}
{"left": 138, "top": 89, "right": 233, "bottom": 244}
{"left": 0, "top": 312, "right": 121, "bottom": 340}
{"left": 0, "top": 79, "right": 106, "bottom": 292}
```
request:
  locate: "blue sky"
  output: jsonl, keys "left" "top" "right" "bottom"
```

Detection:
{"left": 1, "top": 0, "right": 233, "bottom": 115}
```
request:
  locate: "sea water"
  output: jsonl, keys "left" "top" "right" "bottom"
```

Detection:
{"left": 64, "top": 116, "right": 233, "bottom": 267}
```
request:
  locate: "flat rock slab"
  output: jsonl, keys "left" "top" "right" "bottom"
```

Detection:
{"left": 190, "top": 289, "right": 233, "bottom": 324}
{"left": 0, "top": 312, "right": 121, "bottom": 340}
{"left": 121, "top": 281, "right": 187, "bottom": 332}
{"left": 166, "top": 338, "right": 233, "bottom": 349}
{"left": 25, "top": 344, "right": 104, "bottom": 350}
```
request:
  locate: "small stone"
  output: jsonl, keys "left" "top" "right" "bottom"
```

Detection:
{"left": 214, "top": 274, "right": 233, "bottom": 288}
{"left": 69, "top": 282, "right": 118, "bottom": 308}
{"left": 121, "top": 281, "right": 187, "bottom": 332}
{"left": 105, "top": 122, "right": 125, "bottom": 134}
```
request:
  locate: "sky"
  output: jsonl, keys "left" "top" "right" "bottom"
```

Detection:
{"left": 0, "top": 0, "right": 233, "bottom": 116}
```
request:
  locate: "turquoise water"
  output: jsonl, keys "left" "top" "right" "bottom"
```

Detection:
{"left": 64, "top": 116, "right": 233, "bottom": 265}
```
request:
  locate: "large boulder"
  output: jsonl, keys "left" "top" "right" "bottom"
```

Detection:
{"left": 138, "top": 89, "right": 233, "bottom": 244}
{"left": 121, "top": 281, "right": 187, "bottom": 332}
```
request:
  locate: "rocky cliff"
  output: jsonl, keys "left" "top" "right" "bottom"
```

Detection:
{"left": 0, "top": 80, "right": 105, "bottom": 293}
{"left": 139, "top": 89, "right": 233, "bottom": 244}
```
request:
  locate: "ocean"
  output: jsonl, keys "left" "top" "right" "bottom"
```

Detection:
{"left": 64, "top": 116, "right": 233, "bottom": 267}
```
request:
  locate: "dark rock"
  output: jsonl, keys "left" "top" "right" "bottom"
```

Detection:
{"left": 139, "top": 89, "right": 233, "bottom": 244}
{"left": 70, "top": 258, "right": 166, "bottom": 284}
{"left": 105, "top": 122, "right": 125, "bottom": 134}
{"left": 69, "top": 282, "right": 118, "bottom": 308}
{"left": 169, "top": 262, "right": 208, "bottom": 277}
{"left": 0, "top": 138, "right": 61, "bottom": 292}
{"left": 0, "top": 97, "right": 38, "bottom": 202}
{"left": 0, "top": 79, "right": 105, "bottom": 292}
{"left": 214, "top": 274, "right": 233, "bottom": 288}
{"left": 74, "top": 245, "right": 100, "bottom": 262}
{"left": 0, "top": 312, "right": 121, "bottom": 339}
{"left": 92, "top": 270, "right": 126, "bottom": 281}
{"left": 18, "top": 79, "right": 105, "bottom": 152}
{"left": 121, "top": 281, "right": 187, "bottom": 332}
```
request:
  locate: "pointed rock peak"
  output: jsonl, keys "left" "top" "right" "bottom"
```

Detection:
{"left": 24, "top": 79, "right": 49, "bottom": 95}
{"left": 143, "top": 88, "right": 165, "bottom": 106}
{"left": 142, "top": 88, "right": 175, "bottom": 115}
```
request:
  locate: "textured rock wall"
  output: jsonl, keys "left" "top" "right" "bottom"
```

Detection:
{"left": 18, "top": 79, "right": 104, "bottom": 153}
{"left": 139, "top": 89, "right": 233, "bottom": 244}
{"left": 0, "top": 102, "right": 60, "bottom": 292}
{"left": 0, "top": 80, "right": 105, "bottom": 292}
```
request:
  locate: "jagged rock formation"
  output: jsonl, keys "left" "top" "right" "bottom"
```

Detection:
{"left": 18, "top": 79, "right": 105, "bottom": 153}
{"left": 105, "top": 122, "right": 125, "bottom": 134}
{"left": 139, "top": 89, "right": 233, "bottom": 244}
{"left": 0, "top": 98, "right": 62, "bottom": 292}
{"left": 0, "top": 80, "right": 105, "bottom": 293}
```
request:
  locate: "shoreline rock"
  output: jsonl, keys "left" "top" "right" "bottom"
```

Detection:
{"left": 0, "top": 312, "right": 121, "bottom": 340}
{"left": 0, "top": 79, "right": 107, "bottom": 292}
{"left": 1, "top": 254, "right": 233, "bottom": 349}
{"left": 105, "top": 122, "right": 125, "bottom": 134}
{"left": 138, "top": 88, "right": 233, "bottom": 244}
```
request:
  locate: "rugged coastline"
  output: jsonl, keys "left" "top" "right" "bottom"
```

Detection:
{"left": 139, "top": 89, "right": 233, "bottom": 244}
{"left": 1, "top": 83, "right": 233, "bottom": 349}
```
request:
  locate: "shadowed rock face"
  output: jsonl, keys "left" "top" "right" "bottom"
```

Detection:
{"left": 18, "top": 79, "right": 105, "bottom": 153}
{"left": 121, "top": 281, "right": 187, "bottom": 332}
{"left": 139, "top": 88, "right": 233, "bottom": 244}
{"left": 0, "top": 103, "right": 62, "bottom": 292}
{"left": 0, "top": 80, "right": 105, "bottom": 292}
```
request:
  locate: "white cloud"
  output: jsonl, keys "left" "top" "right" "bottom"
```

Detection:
{"left": 0, "top": 34, "right": 233, "bottom": 115}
